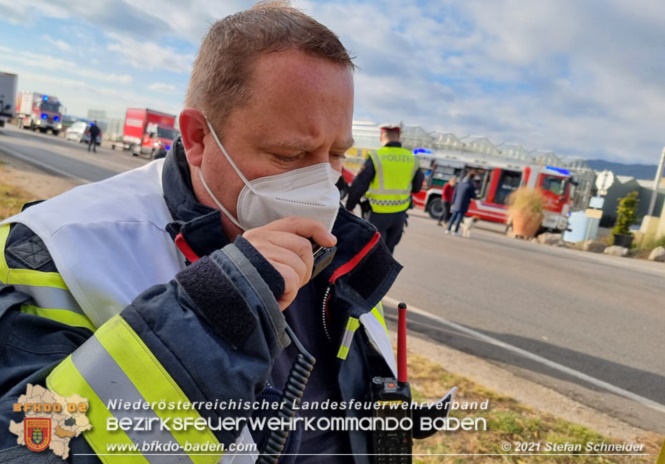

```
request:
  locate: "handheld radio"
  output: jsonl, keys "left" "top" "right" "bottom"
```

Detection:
{"left": 370, "top": 302, "right": 412, "bottom": 464}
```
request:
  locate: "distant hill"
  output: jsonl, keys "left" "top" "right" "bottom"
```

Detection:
{"left": 585, "top": 159, "right": 659, "bottom": 180}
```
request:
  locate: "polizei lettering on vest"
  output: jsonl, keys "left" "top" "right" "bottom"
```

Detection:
{"left": 381, "top": 154, "right": 413, "bottom": 163}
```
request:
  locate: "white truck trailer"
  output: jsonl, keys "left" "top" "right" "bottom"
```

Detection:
{"left": 0, "top": 71, "right": 18, "bottom": 128}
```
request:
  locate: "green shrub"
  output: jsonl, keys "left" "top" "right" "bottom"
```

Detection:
{"left": 611, "top": 191, "right": 639, "bottom": 238}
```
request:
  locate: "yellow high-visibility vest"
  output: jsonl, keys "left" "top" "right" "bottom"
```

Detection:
{"left": 366, "top": 146, "right": 419, "bottom": 213}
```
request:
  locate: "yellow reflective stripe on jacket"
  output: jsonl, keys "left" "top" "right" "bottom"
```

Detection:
{"left": 2, "top": 267, "right": 68, "bottom": 288}
{"left": 47, "top": 356, "right": 147, "bottom": 464}
{"left": 21, "top": 304, "right": 95, "bottom": 331}
{"left": 1, "top": 223, "right": 93, "bottom": 329}
{"left": 336, "top": 317, "right": 360, "bottom": 360}
{"left": 47, "top": 315, "right": 222, "bottom": 464}
{"left": 337, "top": 304, "right": 387, "bottom": 360}
{"left": 0, "top": 224, "right": 67, "bottom": 288}
{"left": 371, "top": 303, "right": 387, "bottom": 332}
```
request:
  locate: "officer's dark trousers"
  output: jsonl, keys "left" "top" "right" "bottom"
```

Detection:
{"left": 368, "top": 210, "right": 407, "bottom": 255}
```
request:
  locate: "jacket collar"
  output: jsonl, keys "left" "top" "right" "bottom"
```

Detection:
{"left": 384, "top": 141, "right": 403, "bottom": 148}
{"left": 162, "top": 138, "right": 230, "bottom": 258}
{"left": 161, "top": 138, "right": 401, "bottom": 305}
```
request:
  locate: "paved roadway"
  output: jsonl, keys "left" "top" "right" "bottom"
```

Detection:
{"left": 385, "top": 210, "right": 665, "bottom": 433}
{"left": 0, "top": 123, "right": 147, "bottom": 181}
{"left": 1, "top": 124, "right": 664, "bottom": 433}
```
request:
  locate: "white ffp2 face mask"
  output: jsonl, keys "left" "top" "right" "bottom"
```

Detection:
{"left": 199, "top": 118, "right": 341, "bottom": 232}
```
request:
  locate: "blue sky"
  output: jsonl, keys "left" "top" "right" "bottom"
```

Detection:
{"left": 1, "top": 0, "right": 664, "bottom": 164}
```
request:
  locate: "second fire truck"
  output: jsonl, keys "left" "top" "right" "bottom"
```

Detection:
{"left": 412, "top": 150, "right": 575, "bottom": 234}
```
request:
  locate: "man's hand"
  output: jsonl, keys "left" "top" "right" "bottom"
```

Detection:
{"left": 242, "top": 217, "right": 337, "bottom": 310}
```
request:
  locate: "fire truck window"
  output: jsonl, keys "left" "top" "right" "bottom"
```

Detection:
{"left": 40, "top": 102, "right": 61, "bottom": 113}
{"left": 495, "top": 171, "right": 521, "bottom": 205}
{"left": 429, "top": 164, "right": 457, "bottom": 189}
{"left": 542, "top": 176, "right": 564, "bottom": 195}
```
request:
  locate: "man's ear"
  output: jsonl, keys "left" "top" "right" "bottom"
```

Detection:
{"left": 179, "top": 109, "right": 208, "bottom": 167}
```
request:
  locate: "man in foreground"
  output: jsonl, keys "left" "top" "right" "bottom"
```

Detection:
{"left": 0, "top": 3, "right": 403, "bottom": 462}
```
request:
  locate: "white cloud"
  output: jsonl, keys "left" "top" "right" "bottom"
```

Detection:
{"left": 0, "top": 0, "right": 71, "bottom": 24}
{"left": 41, "top": 35, "right": 71, "bottom": 51}
{"left": 15, "top": 70, "right": 181, "bottom": 120}
{"left": 3, "top": 0, "right": 665, "bottom": 163}
{"left": 0, "top": 46, "right": 132, "bottom": 84}
{"left": 148, "top": 83, "right": 177, "bottom": 93}
{"left": 107, "top": 34, "right": 194, "bottom": 73}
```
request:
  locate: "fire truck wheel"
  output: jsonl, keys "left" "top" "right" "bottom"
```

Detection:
{"left": 426, "top": 198, "right": 443, "bottom": 219}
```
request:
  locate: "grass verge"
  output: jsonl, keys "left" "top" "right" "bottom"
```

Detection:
{"left": 0, "top": 172, "right": 37, "bottom": 220}
{"left": 408, "top": 354, "right": 662, "bottom": 463}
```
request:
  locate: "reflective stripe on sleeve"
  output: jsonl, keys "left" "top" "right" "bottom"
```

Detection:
{"left": 47, "top": 315, "right": 222, "bottom": 464}
{"left": 47, "top": 356, "right": 149, "bottom": 464}
{"left": 336, "top": 317, "right": 360, "bottom": 360}
{"left": 14, "top": 284, "right": 85, "bottom": 314}
{"left": 0, "top": 225, "right": 67, "bottom": 288}
{"left": 1, "top": 223, "right": 91, "bottom": 329}
{"left": 2, "top": 267, "right": 68, "bottom": 288}
{"left": 21, "top": 304, "right": 95, "bottom": 331}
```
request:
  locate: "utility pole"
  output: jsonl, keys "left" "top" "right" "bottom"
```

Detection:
{"left": 647, "top": 146, "right": 665, "bottom": 217}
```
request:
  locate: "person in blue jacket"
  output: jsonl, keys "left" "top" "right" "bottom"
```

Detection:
{"left": 0, "top": 4, "right": 435, "bottom": 463}
{"left": 446, "top": 170, "right": 478, "bottom": 236}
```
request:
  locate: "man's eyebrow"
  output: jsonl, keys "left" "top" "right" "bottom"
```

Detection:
{"left": 261, "top": 137, "right": 356, "bottom": 152}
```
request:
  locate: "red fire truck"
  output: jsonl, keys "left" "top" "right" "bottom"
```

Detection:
{"left": 412, "top": 151, "right": 574, "bottom": 234}
{"left": 16, "top": 92, "right": 64, "bottom": 135}
{"left": 111, "top": 108, "right": 179, "bottom": 158}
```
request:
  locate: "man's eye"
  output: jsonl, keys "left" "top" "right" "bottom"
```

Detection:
{"left": 330, "top": 153, "right": 347, "bottom": 160}
{"left": 274, "top": 154, "right": 302, "bottom": 163}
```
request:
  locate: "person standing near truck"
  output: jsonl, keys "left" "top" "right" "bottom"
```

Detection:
{"left": 447, "top": 170, "right": 477, "bottom": 235}
{"left": 436, "top": 176, "right": 457, "bottom": 227}
{"left": 88, "top": 121, "right": 101, "bottom": 153}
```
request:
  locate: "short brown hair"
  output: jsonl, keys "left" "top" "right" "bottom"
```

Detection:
{"left": 185, "top": 1, "right": 355, "bottom": 129}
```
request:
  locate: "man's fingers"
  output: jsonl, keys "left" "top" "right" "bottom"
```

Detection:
{"left": 241, "top": 216, "right": 338, "bottom": 309}
{"left": 261, "top": 245, "right": 311, "bottom": 287}
{"left": 259, "top": 217, "right": 337, "bottom": 248}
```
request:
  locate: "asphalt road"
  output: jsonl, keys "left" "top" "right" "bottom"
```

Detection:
{"left": 385, "top": 210, "right": 665, "bottom": 433}
{"left": 1, "top": 123, "right": 664, "bottom": 433}
{"left": 0, "top": 123, "right": 148, "bottom": 182}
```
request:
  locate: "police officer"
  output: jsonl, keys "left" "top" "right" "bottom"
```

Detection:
{"left": 88, "top": 121, "right": 101, "bottom": 153}
{"left": 346, "top": 124, "right": 424, "bottom": 254}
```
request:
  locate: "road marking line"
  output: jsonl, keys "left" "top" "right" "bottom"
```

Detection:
{"left": 383, "top": 295, "right": 665, "bottom": 415}
{"left": 0, "top": 144, "right": 90, "bottom": 185}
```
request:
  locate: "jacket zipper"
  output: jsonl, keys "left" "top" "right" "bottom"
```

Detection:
{"left": 321, "top": 285, "right": 332, "bottom": 341}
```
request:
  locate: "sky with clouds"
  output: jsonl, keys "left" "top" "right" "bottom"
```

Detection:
{"left": 1, "top": 0, "right": 664, "bottom": 164}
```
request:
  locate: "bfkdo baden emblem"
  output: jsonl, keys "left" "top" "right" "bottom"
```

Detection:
{"left": 25, "top": 418, "right": 52, "bottom": 452}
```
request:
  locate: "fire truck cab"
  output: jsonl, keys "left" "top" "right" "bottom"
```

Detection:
{"left": 413, "top": 156, "right": 574, "bottom": 234}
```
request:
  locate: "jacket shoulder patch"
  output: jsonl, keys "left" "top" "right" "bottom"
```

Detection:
{"left": 6, "top": 234, "right": 54, "bottom": 271}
